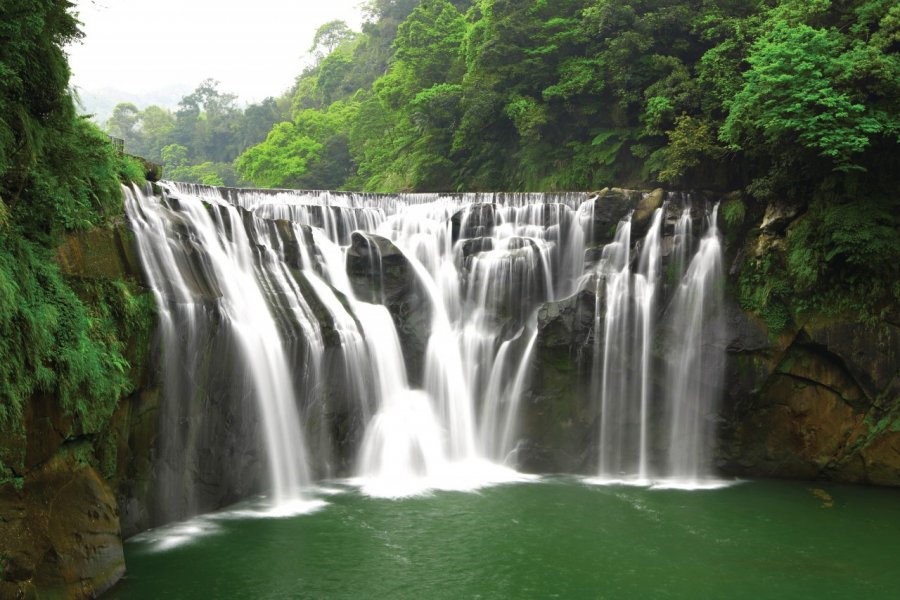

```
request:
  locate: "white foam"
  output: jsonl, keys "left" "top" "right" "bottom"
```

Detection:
{"left": 353, "top": 459, "right": 539, "bottom": 499}
{"left": 128, "top": 495, "right": 329, "bottom": 552}
{"left": 582, "top": 475, "right": 739, "bottom": 491}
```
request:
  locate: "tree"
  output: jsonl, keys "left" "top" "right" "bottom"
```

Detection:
{"left": 310, "top": 20, "right": 356, "bottom": 61}
{"left": 132, "top": 105, "right": 176, "bottom": 162}
{"left": 236, "top": 122, "right": 323, "bottom": 188}
{"left": 105, "top": 103, "right": 141, "bottom": 146}
{"left": 722, "top": 20, "right": 897, "bottom": 171}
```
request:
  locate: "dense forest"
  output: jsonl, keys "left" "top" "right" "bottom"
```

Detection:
{"left": 107, "top": 0, "right": 898, "bottom": 329}
{"left": 110, "top": 0, "right": 899, "bottom": 193}
{"left": 0, "top": 0, "right": 152, "bottom": 484}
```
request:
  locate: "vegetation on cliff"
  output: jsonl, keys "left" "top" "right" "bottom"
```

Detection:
{"left": 0, "top": 0, "right": 150, "bottom": 483}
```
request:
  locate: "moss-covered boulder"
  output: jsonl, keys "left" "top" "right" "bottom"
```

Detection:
{"left": 585, "top": 188, "right": 642, "bottom": 245}
{"left": 631, "top": 188, "right": 665, "bottom": 238}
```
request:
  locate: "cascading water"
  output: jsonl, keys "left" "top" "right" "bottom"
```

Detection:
{"left": 124, "top": 184, "right": 317, "bottom": 517}
{"left": 590, "top": 198, "right": 725, "bottom": 486}
{"left": 664, "top": 205, "right": 725, "bottom": 485}
{"left": 125, "top": 182, "right": 726, "bottom": 515}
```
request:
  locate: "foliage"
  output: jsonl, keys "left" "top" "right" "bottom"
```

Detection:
{"left": 721, "top": 20, "right": 898, "bottom": 170}
{"left": 103, "top": 80, "right": 290, "bottom": 186}
{"left": 721, "top": 197, "right": 746, "bottom": 231}
{"left": 738, "top": 252, "right": 794, "bottom": 333}
{"left": 0, "top": 1, "right": 152, "bottom": 478}
{"left": 786, "top": 194, "right": 900, "bottom": 318}
{"left": 0, "top": 234, "right": 132, "bottom": 433}
{"left": 310, "top": 20, "right": 356, "bottom": 61}
{"left": 657, "top": 115, "right": 727, "bottom": 183}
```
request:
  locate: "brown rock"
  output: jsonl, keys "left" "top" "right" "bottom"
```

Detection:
{"left": 631, "top": 188, "right": 665, "bottom": 238}
{"left": 803, "top": 320, "right": 900, "bottom": 402}
{"left": 55, "top": 225, "right": 141, "bottom": 281}
{"left": 0, "top": 445, "right": 125, "bottom": 599}
{"left": 859, "top": 431, "right": 900, "bottom": 486}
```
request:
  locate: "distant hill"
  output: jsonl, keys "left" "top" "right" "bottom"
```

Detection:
{"left": 74, "top": 84, "right": 191, "bottom": 125}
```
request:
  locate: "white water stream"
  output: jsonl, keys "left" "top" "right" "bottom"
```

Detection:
{"left": 126, "top": 183, "right": 725, "bottom": 512}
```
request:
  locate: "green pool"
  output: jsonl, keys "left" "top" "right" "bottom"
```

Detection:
{"left": 108, "top": 478, "right": 900, "bottom": 599}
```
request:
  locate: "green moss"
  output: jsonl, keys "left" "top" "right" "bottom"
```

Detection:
{"left": 96, "top": 430, "right": 119, "bottom": 481}
{"left": 0, "top": 236, "right": 125, "bottom": 429}
{"left": 0, "top": 476, "right": 24, "bottom": 491}
{"left": 0, "top": 234, "right": 154, "bottom": 476}
{"left": 786, "top": 197, "right": 899, "bottom": 321}
{"left": 738, "top": 253, "right": 793, "bottom": 334}
{"left": 777, "top": 353, "right": 796, "bottom": 374}
{"left": 665, "top": 259, "right": 681, "bottom": 286}
{"left": 551, "top": 352, "right": 576, "bottom": 373}
{"left": 722, "top": 197, "right": 746, "bottom": 232}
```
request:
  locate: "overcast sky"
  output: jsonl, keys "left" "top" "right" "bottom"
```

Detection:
{"left": 68, "top": 0, "right": 366, "bottom": 103}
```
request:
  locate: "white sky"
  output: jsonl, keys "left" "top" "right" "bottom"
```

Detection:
{"left": 68, "top": 0, "right": 366, "bottom": 102}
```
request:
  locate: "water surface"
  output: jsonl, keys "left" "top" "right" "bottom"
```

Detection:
{"left": 109, "top": 478, "right": 900, "bottom": 599}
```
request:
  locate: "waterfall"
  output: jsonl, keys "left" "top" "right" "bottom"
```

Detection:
{"left": 125, "top": 182, "right": 726, "bottom": 514}
{"left": 125, "top": 184, "right": 315, "bottom": 516}
{"left": 590, "top": 199, "right": 724, "bottom": 486}
{"left": 664, "top": 205, "right": 724, "bottom": 485}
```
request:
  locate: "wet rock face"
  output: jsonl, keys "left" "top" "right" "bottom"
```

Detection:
{"left": 803, "top": 320, "right": 900, "bottom": 404}
{"left": 450, "top": 203, "right": 497, "bottom": 242}
{"left": 716, "top": 193, "right": 900, "bottom": 487}
{"left": 457, "top": 237, "right": 494, "bottom": 265}
{"left": 585, "top": 188, "right": 642, "bottom": 245}
{"left": 346, "top": 232, "right": 433, "bottom": 386}
{"left": 719, "top": 319, "right": 900, "bottom": 486}
{"left": 55, "top": 222, "right": 144, "bottom": 282}
{"left": 517, "top": 288, "right": 598, "bottom": 473}
{"left": 463, "top": 237, "right": 553, "bottom": 326}
{"left": 0, "top": 447, "right": 125, "bottom": 599}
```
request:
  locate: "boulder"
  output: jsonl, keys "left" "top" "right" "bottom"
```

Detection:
{"left": 456, "top": 236, "right": 494, "bottom": 265}
{"left": 450, "top": 203, "right": 497, "bottom": 242}
{"left": 0, "top": 445, "right": 125, "bottom": 599}
{"left": 760, "top": 200, "right": 802, "bottom": 235}
{"left": 584, "top": 188, "right": 642, "bottom": 245}
{"left": 631, "top": 188, "right": 665, "bottom": 239}
{"left": 517, "top": 287, "right": 598, "bottom": 472}
{"left": 346, "top": 232, "right": 432, "bottom": 385}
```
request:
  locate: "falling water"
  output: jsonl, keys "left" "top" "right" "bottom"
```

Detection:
{"left": 590, "top": 199, "right": 723, "bottom": 486}
{"left": 125, "top": 184, "right": 314, "bottom": 515}
{"left": 634, "top": 208, "right": 664, "bottom": 481}
{"left": 664, "top": 205, "right": 724, "bottom": 484}
{"left": 126, "top": 182, "right": 726, "bottom": 511}
{"left": 597, "top": 219, "right": 632, "bottom": 478}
